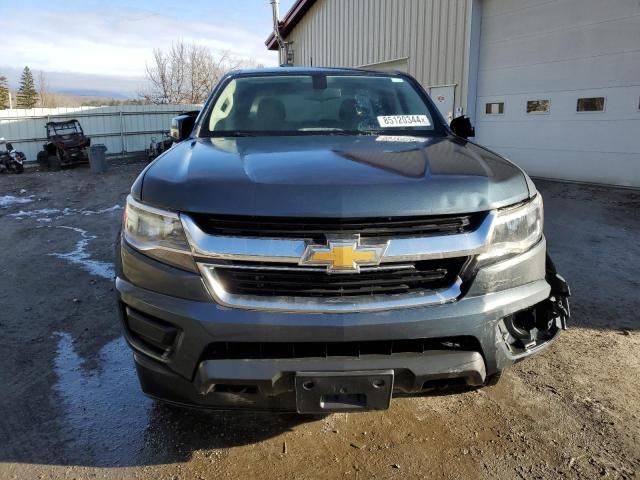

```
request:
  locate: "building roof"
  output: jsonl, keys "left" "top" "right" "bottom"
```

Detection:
{"left": 265, "top": 0, "right": 318, "bottom": 50}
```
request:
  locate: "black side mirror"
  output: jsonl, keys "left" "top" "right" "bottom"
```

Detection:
{"left": 450, "top": 115, "right": 475, "bottom": 139}
{"left": 5, "top": 142, "right": 13, "bottom": 150}
{"left": 170, "top": 111, "right": 200, "bottom": 142}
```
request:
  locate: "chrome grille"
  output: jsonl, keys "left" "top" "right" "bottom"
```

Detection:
{"left": 184, "top": 211, "right": 496, "bottom": 313}
{"left": 188, "top": 212, "right": 487, "bottom": 241}
{"left": 212, "top": 259, "right": 467, "bottom": 298}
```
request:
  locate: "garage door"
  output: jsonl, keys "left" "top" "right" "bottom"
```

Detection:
{"left": 474, "top": 0, "right": 640, "bottom": 187}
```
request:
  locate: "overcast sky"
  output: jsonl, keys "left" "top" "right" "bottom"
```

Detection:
{"left": 0, "top": 0, "right": 296, "bottom": 96}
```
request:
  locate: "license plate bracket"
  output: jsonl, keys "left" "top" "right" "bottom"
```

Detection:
{"left": 295, "top": 370, "right": 394, "bottom": 413}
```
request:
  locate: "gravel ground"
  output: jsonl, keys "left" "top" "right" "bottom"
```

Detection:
{"left": 0, "top": 161, "right": 638, "bottom": 480}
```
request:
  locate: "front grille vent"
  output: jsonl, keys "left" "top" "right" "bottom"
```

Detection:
{"left": 124, "top": 307, "right": 179, "bottom": 357}
{"left": 213, "top": 258, "right": 467, "bottom": 298}
{"left": 202, "top": 336, "right": 481, "bottom": 360}
{"left": 189, "top": 212, "right": 487, "bottom": 241}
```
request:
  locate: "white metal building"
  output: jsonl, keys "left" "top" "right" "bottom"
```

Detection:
{"left": 266, "top": 0, "right": 640, "bottom": 187}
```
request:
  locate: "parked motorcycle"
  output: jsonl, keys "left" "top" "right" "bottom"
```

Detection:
{"left": 0, "top": 138, "right": 25, "bottom": 174}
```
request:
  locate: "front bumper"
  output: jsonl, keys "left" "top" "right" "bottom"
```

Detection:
{"left": 116, "top": 237, "right": 568, "bottom": 411}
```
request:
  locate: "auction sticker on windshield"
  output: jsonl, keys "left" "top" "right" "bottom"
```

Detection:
{"left": 377, "top": 115, "right": 431, "bottom": 128}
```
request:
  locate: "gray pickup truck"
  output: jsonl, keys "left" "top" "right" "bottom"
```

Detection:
{"left": 116, "top": 67, "right": 570, "bottom": 413}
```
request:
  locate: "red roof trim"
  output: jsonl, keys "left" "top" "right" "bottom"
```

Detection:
{"left": 265, "top": 0, "right": 318, "bottom": 50}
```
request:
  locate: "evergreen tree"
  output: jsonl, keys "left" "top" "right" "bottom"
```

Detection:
{"left": 17, "top": 66, "right": 38, "bottom": 108}
{"left": 0, "top": 75, "right": 9, "bottom": 109}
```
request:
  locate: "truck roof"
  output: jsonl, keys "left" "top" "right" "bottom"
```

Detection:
{"left": 228, "top": 66, "right": 406, "bottom": 77}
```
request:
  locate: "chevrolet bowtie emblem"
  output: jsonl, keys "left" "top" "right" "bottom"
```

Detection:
{"left": 300, "top": 237, "right": 389, "bottom": 273}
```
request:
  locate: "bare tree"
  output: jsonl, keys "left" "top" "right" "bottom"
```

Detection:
{"left": 141, "top": 48, "right": 175, "bottom": 104}
{"left": 140, "top": 41, "right": 253, "bottom": 104}
{"left": 37, "top": 70, "right": 56, "bottom": 108}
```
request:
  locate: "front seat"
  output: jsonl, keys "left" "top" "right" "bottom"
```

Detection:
{"left": 255, "top": 98, "right": 286, "bottom": 129}
{"left": 339, "top": 99, "right": 360, "bottom": 130}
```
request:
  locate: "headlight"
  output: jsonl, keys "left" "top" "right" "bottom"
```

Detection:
{"left": 123, "top": 195, "right": 196, "bottom": 272}
{"left": 479, "top": 195, "right": 543, "bottom": 263}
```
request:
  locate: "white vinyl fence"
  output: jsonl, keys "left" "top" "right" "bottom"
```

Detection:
{"left": 0, "top": 105, "right": 201, "bottom": 162}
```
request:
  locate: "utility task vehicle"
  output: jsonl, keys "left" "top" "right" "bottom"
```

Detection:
{"left": 37, "top": 119, "right": 90, "bottom": 170}
{"left": 147, "top": 111, "right": 200, "bottom": 161}
{"left": 116, "top": 68, "right": 570, "bottom": 413}
{"left": 147, "top": 131, "right": 174, "bottom": 162}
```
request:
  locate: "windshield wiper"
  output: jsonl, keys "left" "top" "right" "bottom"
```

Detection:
{"left": 317, "top": 131, "right": 353, "bottom": 136}
{"left": 209, "top": 131, "right": 258, "bottom": 137}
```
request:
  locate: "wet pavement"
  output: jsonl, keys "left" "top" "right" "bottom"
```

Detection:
{"left": 51, "top": 332, "right": 312, "bottom": 469}
{"left": 53, "top": 333, "right": 152, "bottom": 467}
{"left": 0, "top": 162, "right": 638, "bottom": 479}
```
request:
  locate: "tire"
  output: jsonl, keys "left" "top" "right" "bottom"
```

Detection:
{"left": 37, "top": 151, "right": 50, "bottom": 170}
{"left": 15, "top": 163, "right": 24, "bottom": 174}
{"left": 49, "top": 155, "right": 61, "bottom": 172}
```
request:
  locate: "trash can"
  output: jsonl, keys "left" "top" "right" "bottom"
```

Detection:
{"left": 88, "top": 144, "right": 108, "bottom": 174}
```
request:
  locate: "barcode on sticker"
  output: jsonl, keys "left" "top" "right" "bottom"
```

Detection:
{"left": 377, "top": 115, "right": 431, "bottom": 128}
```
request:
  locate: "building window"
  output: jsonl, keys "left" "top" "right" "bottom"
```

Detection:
{"left": 527, "top": 100, "right": 550, "bottom": 114}
{"left": 577, "top": 97, "right": 605, "bottom": 112}
{"left": 485, "top": 102, "right": 504, "bottom": 115}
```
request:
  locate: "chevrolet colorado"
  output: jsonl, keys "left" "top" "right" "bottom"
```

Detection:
{"left": 116, "top": 67, "right": 570, "bottom": 413}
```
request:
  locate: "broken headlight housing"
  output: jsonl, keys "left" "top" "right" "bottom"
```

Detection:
{"left": 123, "top": 195, "right": 196, "bottom": 272}
{"left": 479, "top": 194, "right": 543, "bottom": 263}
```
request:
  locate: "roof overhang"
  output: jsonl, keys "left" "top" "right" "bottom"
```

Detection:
{"left": 265, "top": 0, "right": 318, "bottom": 50}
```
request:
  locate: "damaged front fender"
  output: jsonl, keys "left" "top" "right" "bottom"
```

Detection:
{"left": 497, "top": 254, "right": 570, "bottom": 363}
{"left": 544, "top": 254, "right": 571, "bottom": 330}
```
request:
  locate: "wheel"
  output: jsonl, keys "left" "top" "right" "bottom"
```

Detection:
{"left": 36, "top": 151, "right": 49, "bottom": 170}
{"left": 49, "top": 155, "right": 61, "bottom": 171}
{"left": 57, "top": 149, "right": 69, "bottom": 168}
{"left": 15, "top": 163, "right": 24, "bottom": 174}
{"left": 484, "top": 371, "right": 503, "bottom": 387}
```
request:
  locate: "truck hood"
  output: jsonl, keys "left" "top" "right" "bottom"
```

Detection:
{"left": 137, "top": 135, "right": 530, "bottom": 217}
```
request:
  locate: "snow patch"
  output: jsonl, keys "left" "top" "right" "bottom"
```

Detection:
{"left": 9, "top": 208, "right": 61, "bottom": 219}
{"left": 0, "top": 195, "right": 34, "bottom": 207}
{"left": 81, "top": 205, "right": 123, "bottom": 216}
{"left": 49, "top": 226, "right": 114, "bottom": 279}
{"left": 8, "top": 204, "right": 122, "bottom": 222}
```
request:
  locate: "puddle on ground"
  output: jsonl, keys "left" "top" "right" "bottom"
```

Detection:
{"left": 52, "top": 332, "right": 312, "bottom": 467}
{"left": 53, "top": 333, "right": 153, "bottom": 466}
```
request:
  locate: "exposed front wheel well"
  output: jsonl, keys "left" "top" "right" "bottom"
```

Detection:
{"left": 484, "top": 370, "right": 502, "bottom": 386}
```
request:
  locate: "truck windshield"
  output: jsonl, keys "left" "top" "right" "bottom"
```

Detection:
{"left": 202, "top": 74, "right": 440, "bottom": 137}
